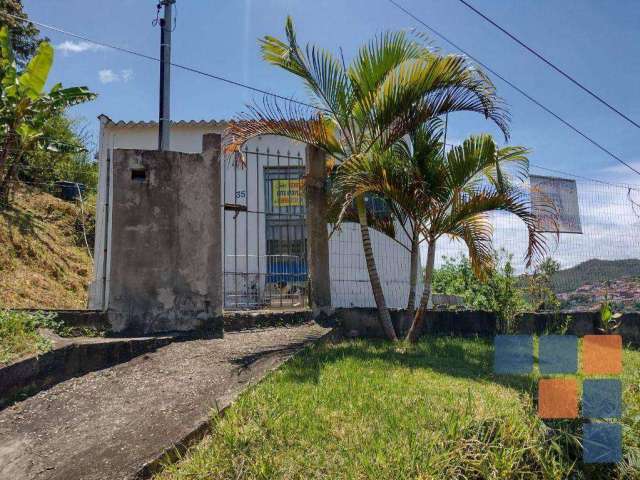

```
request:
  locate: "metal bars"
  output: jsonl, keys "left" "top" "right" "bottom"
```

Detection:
{"left": 222, "top": 146, "right": 308, "bottom": 310}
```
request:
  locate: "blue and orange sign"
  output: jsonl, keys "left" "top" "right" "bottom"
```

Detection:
{"left": 494, "top": 334, "right": 623, "bottom": 464}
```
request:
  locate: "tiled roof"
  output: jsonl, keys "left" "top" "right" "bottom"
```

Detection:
{"left": 98, "top": 114, "right": 228, "bottom": 128}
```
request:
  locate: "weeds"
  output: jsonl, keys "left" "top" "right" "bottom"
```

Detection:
{"left": 0, "top": 309, "right": 57, "bottom": 364}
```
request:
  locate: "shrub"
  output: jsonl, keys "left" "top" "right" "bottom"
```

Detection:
{"left": 0, "top": 309, "right": 59, "bottom": 364}
{"left": 432, "top": 251, "right": 529, "bottom": 333}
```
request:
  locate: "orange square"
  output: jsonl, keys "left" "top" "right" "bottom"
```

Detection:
{"left": 538, "top": 378, "right": 578, "bottom": 419}
{"left": 583, "top": 335, "right": 622, "bottom": 375}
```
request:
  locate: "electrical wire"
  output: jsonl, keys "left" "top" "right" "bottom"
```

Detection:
{"left": 529, "top": 163, "right": 640, "bottom": 191}
{"left": 4, "top": 8, "right": 639, "bottom": 183}
{"left": 0, "top": 10, "right": 321, "bottom": 111}
{"left": 455, "top": 0, "right": 640, "bottom": 131}
{"left": 386, "top": 0, "right": 640, "bottom": 178}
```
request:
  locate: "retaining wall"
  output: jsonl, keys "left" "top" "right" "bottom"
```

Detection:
{"left": 0, "top": 336, "right": 173, "bottom": 409}
{"left": 335, "top": 308, "right": 640, "bottom": 344}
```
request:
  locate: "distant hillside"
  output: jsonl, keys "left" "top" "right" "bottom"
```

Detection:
{"left": 0, "top": 186, "right": 94, "bottom": 309}
{"left": 552, "top": 258, "right": 640, "bottom": 293}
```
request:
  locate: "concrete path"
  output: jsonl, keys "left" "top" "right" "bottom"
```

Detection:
{"left": 0, "top": 322, "right": 330, "bottom": 480}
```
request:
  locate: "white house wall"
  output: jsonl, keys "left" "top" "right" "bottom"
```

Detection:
{"left": 90, "top": 119, "right": 422, "bottom": 310}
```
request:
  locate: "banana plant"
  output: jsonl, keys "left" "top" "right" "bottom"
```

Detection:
{"left": 0, "top": 27, "right": 95, "bottom": 205}
{"left": 598, "top": 294, "right": 623, "bottom": 334}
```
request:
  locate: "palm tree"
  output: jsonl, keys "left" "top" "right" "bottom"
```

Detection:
{"left": 224, "top": 17, "right": 509, "bottom": 341}
{"left": 400, "top": 133, "right": 552, "bottom": 342}
{"left": 330, "top": 119, "right": 444, "bottom": 320}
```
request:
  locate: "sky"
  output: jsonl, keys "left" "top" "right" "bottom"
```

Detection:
{"left": 20, "top": 0, "right": 640, "bottom": 187}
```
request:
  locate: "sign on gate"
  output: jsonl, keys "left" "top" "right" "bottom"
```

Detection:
{"left": 272, "top": 179, "right": 303, "bottom": 207}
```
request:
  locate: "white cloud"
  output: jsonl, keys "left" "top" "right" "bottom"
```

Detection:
{"left": 98, "top": 69, "right": 118, "bottom": 84}
{"left": 57, "top": 40, "right": 105, "bottom": 54}
{"left": 98, "top": 68, "right": 134, "bottom": 84}
{"left": 121, "top": 69, "right": 133, "bottom": 82}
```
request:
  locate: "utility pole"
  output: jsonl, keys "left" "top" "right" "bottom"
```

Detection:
{"left": 158, "top": 0, "right": 175, "bottom": 151}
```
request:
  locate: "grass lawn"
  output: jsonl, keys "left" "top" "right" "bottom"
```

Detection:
{"left": 158, "top": 336, "right": 640, "bottom": 480}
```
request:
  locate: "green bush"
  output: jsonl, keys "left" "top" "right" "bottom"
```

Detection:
{"left": 432, "top": 251, "right": 529, "bottom": 333}
{"left": 18, "top": 115, "right": 98, "bottom": 192}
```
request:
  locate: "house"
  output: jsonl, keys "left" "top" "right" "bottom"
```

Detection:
{"left": 89, "top": 115, "right": 422, "bottom": 312}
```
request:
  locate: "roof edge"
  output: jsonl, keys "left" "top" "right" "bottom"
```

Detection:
{"left": 98, "top": 114, "right": 229, "bottom": 128}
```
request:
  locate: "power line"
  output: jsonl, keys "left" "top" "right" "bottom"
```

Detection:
{"left": 0, "top": 11, "right": 321, "bottom": 112}
{"left": 455, "top": 0, "right": 640, "bottom": 131}
{"left": 529, "top": 163, "right": 640, "bottom": 191}
{"left": 5, "top": 9, "right": 639, "bottom": 183}
{"left": 445, "top": 141, "right": 640, "bottom": 191}
{"left": 386, "top": 0, "right": 640, "bottom": 178}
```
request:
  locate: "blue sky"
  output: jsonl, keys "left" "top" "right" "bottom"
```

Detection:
{"left": 22, "top": 0, "right": 640, "bottom": 185}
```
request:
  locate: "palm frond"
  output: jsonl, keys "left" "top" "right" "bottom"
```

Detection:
{"left": 347, "top": 30, "right": 433, "bottom": 100}
{"left": 260, "top": 16, "right": 354, "bottom": 142}
{"left": 223, "top": 97, "right": 342, "bottom": 164}
{"left": 437, "top": 186, "right": 552, "bottom": 267}
{"left": 446, "top": 214, "right": 496, "bottom": 279}
{"left": 366, "top": 55, "right": 510, "bottom": 150}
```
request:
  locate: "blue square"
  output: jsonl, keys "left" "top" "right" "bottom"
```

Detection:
{"left": 494, "top": 335, "right": 533, "bottom": 374}
{"left": 583, "top": 379, "right": 622, "bottom": 419}
{"left": 583, "top": 423, "right": 622, "bottom": 464}
{"left": 539, "top": 335, "right": 578, "bottom": 374}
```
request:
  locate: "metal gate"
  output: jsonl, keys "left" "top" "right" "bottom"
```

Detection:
{"left": 222, "top": 145, "right": 309, "bottom": 310}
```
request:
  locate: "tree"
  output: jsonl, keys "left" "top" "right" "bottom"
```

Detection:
{"left": 432, "top": 252, "right": 529, "bottom": 333}
{"left": 224, "top": 17, "right": 508, "bottom": 341}
{"left": 525, "top": 257, "right": 561, "bottom": 311}
{"left": 21, "top": 115, "right": 99, "bottom": 191}
{"left": 402, "top": 133, "right": 551, "bottom": 342}
{"left": 0, "top": 0, "right": 44, "bottom": 67}
{"left": 330, "top": 119, "right": 444, "bottom": 319}
{"left": 0, "top": 27, "right": 96, "bottom": 206}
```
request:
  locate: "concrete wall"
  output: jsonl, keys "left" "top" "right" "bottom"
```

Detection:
{"left": 106, "top": 145, "right": 222, "bottom": 334}
{"left": 336, "top": 309, "right": 640, "bottom": 344}
{"left": 336, "top": 308, "right": 496, "bottom": 339}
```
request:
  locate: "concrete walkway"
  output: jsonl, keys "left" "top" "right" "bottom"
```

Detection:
{"left": 0, "top": 322, "right": 330, "bottom": 480}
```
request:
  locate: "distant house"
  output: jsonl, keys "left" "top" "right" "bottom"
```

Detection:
{"left": 89, "top": 115, "right": 422, "bottom": 311}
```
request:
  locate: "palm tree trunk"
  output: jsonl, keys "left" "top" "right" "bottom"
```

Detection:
{"left": 405, "top": 237, "right": 436, "bottom": 343}
{"left": 406, "top": 228, "right": 419, "bottom": 319}
{"left": 356, "top": 196, "right": 397, "bottom": 341}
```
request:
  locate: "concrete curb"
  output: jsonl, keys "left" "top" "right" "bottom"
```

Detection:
{"left": 0, "top": 336, "right": 174, "bottom": 409}
{"left": 133, "top": 326, "right": 339, "bottom": 480}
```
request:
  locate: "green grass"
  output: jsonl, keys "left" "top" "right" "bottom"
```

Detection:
{"left": 0, "top": 309, "right": 57, "bottom": 365}
{"left": 0, "top": 309, "right": 104, "bottom": 365}
{"left": 158, "top": 337, "right": 640, "bottom": 480}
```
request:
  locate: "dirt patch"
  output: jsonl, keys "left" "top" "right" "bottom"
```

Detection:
{"left": 0, "top": 322, "right": 330, "bottom": 479}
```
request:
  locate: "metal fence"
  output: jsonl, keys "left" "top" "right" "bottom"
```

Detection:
{"left": 434, "top": 177, "right": 640, "bottom": 311}
{"left": 222, "top": 141, "right": 640, "bottom": 314}
{"left": 222, "top": 146, "right": 309, "bottom": 311}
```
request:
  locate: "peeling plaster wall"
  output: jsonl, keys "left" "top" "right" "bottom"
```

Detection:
{"left": 107, "top": 147, "right": 222, "bottom": 334}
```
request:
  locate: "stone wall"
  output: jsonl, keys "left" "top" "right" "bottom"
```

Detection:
{"left": 335, "top": 308, "right": 496, "bottom": 338}
{"left": 106, "top": 137, "right": 222, "bottom": 335}
{"left": 335, "top": 308, "right": 640, "bottom": 344}
{"left": 224, "top": 310, "right": 313, "bottom": 332}
{"left": 0, "top": 336, "right": 173, "bottom": 408}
